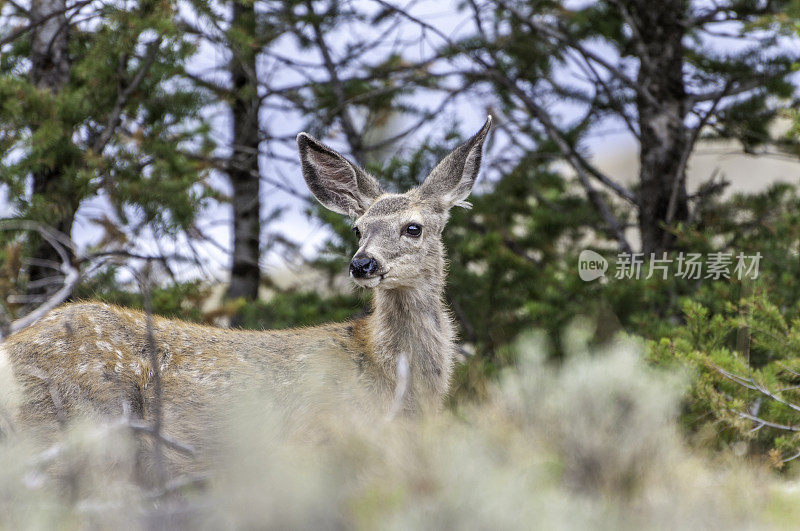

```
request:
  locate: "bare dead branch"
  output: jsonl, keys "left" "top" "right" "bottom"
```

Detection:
{"left": 372, "top": 0, "right": 634, "bottom": 252}
{"left": 491, "top": 0, "right": 681, "bottom": 127}
{"left": 136, "top": 260, "right": 168, "bottom": 485}
{"left": 0, "top": 221, "right": 80, "bottom": 338}
{"left": 305, "top": 0, "right": 365, "bottom": 163}
{"left": 20, "top": 257, "right": 63, "bottom": 270}
{"left": 143, "top": 471, "right": 209, "bottom": 500}
{"left": 710, "top": 362, "right": 800, "bottom": 416}
{"left": 128, "top": 419, "right": 197, "bottom": 457}
{"left": 730, "top": 409, "right": 800, "bottom": 432}
{"left": 782, "top": 449, "right": 800, "bottom": 463}
{"left": 491, "top": 76, "right": 633, "bottom": 250}
{"left": 0, "top": 220, "right": 76, "bottom": 260}
{"left": 19, "top": 366, "right": 68, "bottom": 427}
{"left": 662, "top": 82, "right": 729, "bottom": 248}
{"left": 0, "top": 0, "right": 93, "bottom": 47}
{"left": 79, "top": 249, "right": 196, "bottom": 264}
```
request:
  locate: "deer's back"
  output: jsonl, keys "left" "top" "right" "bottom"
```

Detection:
{"left": 1, "top": 302, "right": 384, "bottom": 451}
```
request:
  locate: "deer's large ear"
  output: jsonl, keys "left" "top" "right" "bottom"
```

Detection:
{"left": 297, "top": 133, "right": 383, "bottom": 216}
{"left": 418, "top": 116, "right": 492, "bottom": 209}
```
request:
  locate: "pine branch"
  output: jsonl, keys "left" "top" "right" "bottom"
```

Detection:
{"left": 91, "top": 37, "right": 163, "bottom": 155}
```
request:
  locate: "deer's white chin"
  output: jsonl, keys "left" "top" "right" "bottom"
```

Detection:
{"left": 353, "top": 276, "right": 382, "bottom": 288}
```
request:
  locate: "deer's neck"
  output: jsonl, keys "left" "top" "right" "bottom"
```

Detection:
{"left": 368, "top": 267, "right": 455, "bottom": 411}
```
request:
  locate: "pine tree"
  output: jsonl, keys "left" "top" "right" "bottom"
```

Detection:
{"left": 0, "top": 0, "right": 214, "bottom": 301}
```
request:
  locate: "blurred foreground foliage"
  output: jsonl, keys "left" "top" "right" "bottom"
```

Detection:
{"left": 3, "top": 336, "right": 800, "bottom": 529}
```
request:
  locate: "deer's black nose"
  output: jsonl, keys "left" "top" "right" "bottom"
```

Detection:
{"left": 350, "top": 254, "right": 379, "bottom": 278}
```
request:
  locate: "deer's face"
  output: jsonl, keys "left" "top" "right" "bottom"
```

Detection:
{"left": 348, "top": 193, "right": 448, "bottom": 288}
{"left": 297, "top": 117, "right": 491, "bottom": 290}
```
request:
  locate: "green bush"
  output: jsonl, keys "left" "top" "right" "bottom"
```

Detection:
{"left": 648, "top": 294, "right": 800, "bottom": 471}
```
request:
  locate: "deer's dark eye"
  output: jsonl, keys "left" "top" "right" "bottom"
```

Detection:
{"left": 404, "top": 224, "right": 422, "bottom": 237}
{"left": 352, "top": 227, "right": 361, "bottom": 239}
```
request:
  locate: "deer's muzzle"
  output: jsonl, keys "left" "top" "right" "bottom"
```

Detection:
{"left": 350, "top": 254, "right": 379, "bottom": 278}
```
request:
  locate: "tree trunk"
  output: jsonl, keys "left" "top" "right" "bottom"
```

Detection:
{"left": 27, "top": 0, "right": 75, "bottom": 298}
{"left": 629, "top": 0, "right": 689, "bottom": 255}
{"left": 225, "top": 0, "right": 262, "bottom": 315}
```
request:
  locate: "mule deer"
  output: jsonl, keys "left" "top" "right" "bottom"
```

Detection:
{"left": 0, "top": 117, "right": 492, "bottom": 459}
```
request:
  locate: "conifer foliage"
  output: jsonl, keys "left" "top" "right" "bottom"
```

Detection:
{"left": 0, "top": 0, "right": 214, "bottom": 300}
